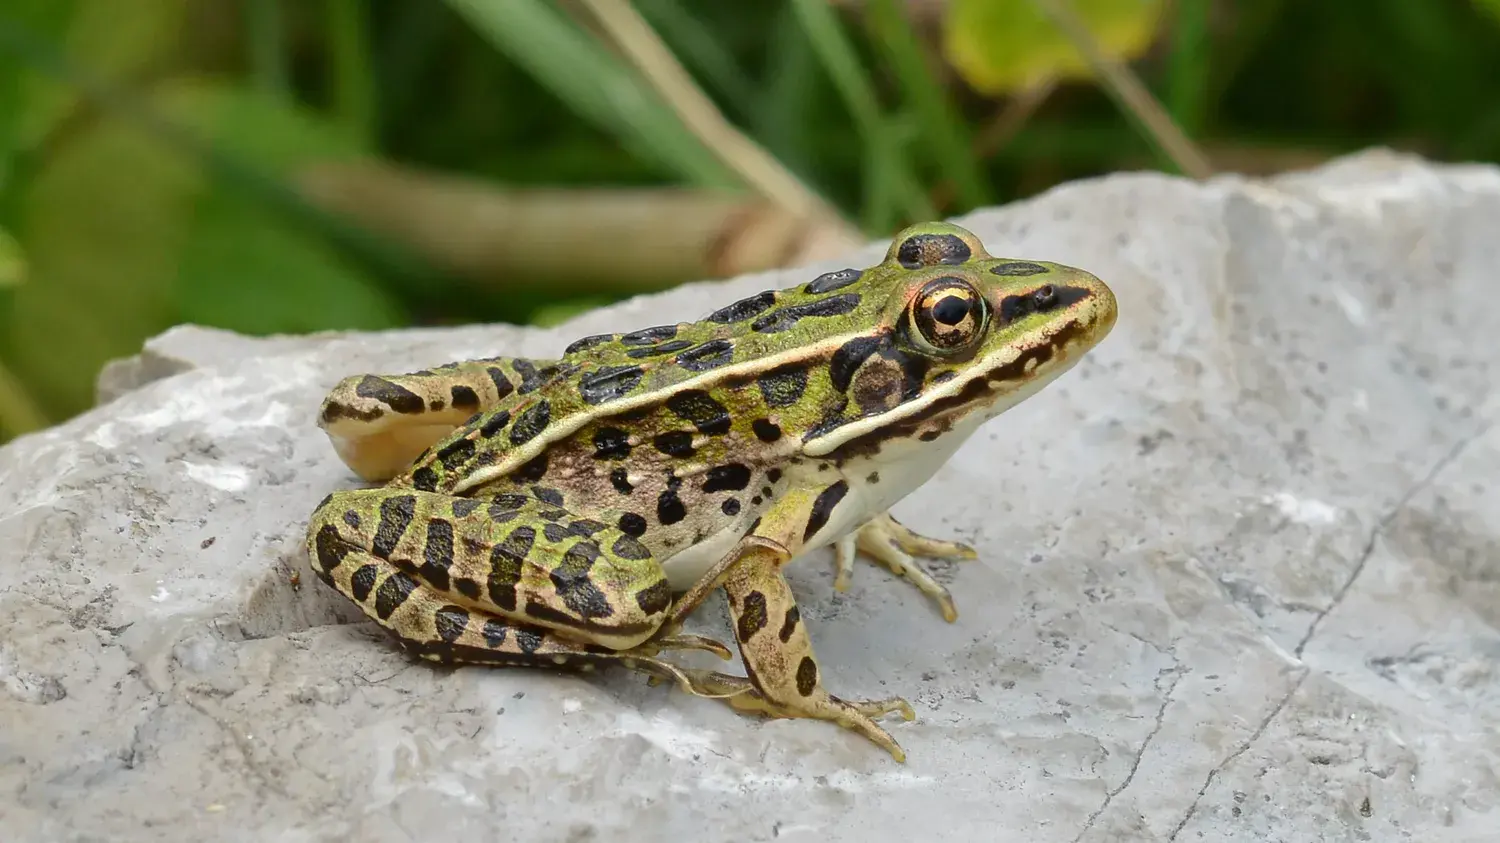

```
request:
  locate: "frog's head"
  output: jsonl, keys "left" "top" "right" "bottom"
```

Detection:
{"left": 806, "top": 221, "right": 1116, "bottom": 458}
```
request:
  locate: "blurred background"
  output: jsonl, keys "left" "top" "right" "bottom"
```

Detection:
{"left": 2, "top": 0, "right": 1500, "bottom": 443}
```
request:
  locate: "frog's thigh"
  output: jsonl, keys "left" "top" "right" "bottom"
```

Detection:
{"left": 318, "top": 356, "right": 559, "bottom": 481}
{"left": 307, "top": 488, "right": 673, "bottom": 651}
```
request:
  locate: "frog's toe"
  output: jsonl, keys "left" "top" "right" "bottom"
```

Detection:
{"left": 854, "top": 518, "right": 962, "bottom": 623}
{"left": 832, "top": 534, "right": 858, "bottom": 592}
{"left": 881, "top": 515, "right": 978, "bottom": 560}
{"left": 653, "top": 633, "right": 734, "bottom": 661}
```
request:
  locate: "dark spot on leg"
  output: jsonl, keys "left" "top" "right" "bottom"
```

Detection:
{"left": 434, "top": 605, "right": 470, "bottom": 643}
{"left": 342, "top": 510, "right": 361, "bottom": 530}
{"left": 866, "top": 471, "right": 880, "bottom": 484}
{"left": 516, "top": 628, "right": 543, "bottom": 655}
{"left": 437, "top": 437, "right": 476, "bottom": 470}
{"left": 411, "top": 466, "right": 438, "bottom": 492}
{"left": 451, "top": 498, "right": 482, "bottom": 518}
{"left": 420, "top": 519, "right": 455, "bottom": 591}
{"left": 485, "top": 366, "right": 515, "bottom": 400}
{"left": 551, "top": 541, "right": 613, "bottom": 619}
{"left": 372, "top": 495, "right": 417, "bottom": 558}
{"left": 455, "top": 577, "right": 482, "bottom": 600}
{"left": 482, "top": 618, "right": 509, "bottom": 648}
{"left": 635, "top": 579, "right": 672, "bottom": 615}
{"left": 354, "top": 376, "right": 424, "bottom": 414}
{"left": 516, "top": 454, "right": 549, "bottom": 481}
{"left": 612, "top": 534, "right": 651, "bottom": 560}
{"left": 779, "top": 605, "right": 800, "bottom": 643}
{"left": 314, "top": 524, "right": 349, "bottom": 572}
{"left": 795, "top": 656, "right": 818, "bottom": 696}
{"left": 766, "top": 468, "right": 782, "bottom": 483}
{"left": 721, "top": 497, "right": 741, "bottom": 516}
{"left": 374, "top": 571, "right": 418, "bottom": 620}
{"left": 592, "top": 427, "right": 632, "bottom": 460}
{"left": 736, "top": 590, "right": 769, "bottom": 641}
{"left": 487, "top": 526, "right": 534, "bottom": 612}
{"left": 479, "top": 409, "right": 512, "bottom": 438}
{"left": 543, "top": 523, "right": 570, "bottom": 543}
{"left": 450, "top": 385, "right": 480, "bottom": 410}
{"left": 804, "top": 480, "right": 849, "bottom": 543}
{"left": 533, "top": 486, "right": 564, "bottom": 506}
{"left": 350, "top": 564, "right": 378, "bottom": 602}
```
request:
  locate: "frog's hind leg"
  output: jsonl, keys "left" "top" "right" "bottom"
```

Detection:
{"left": 317, "top": 356, "right": 563, "bottom": 481}
{"left": 305, "top": 488, "right": 730, "bottom": 679}
{"left": 832, "top": 513, "right": 977, "bottom": 622}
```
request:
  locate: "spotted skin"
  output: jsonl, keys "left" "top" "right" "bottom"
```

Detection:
{"left": 307, "top": 221, "right": 1118, "bottom": 761}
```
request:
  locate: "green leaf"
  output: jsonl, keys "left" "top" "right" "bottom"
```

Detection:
{"left": 7, "top": 78, "right": 401, "bottom": 419}
{"left": 0, "top": 227, "right": 24, "bottom": 287}
{"left": 945, "top": 0, "right": 1166, "bottom": 94}
{"left": 1472, "top": 0, "right": 1500, "bottom": 27}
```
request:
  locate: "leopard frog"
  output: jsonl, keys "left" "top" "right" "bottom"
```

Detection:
{"left": 306, "top": 222, "right": 1117, "bottom": 761}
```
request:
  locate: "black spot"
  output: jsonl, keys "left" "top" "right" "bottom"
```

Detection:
{"left": 451, "top": 498, "right": 482, "bottom": 518}
{"left": 485, "top": 366, "right": 515, "bottom": 400}
{"left": 516, "top": 454, "right": 549, "bottom": 481}
{"left": 537, "top": 508, "right": 567, "bottom": 522}
{"left": 374, "top": 571, "right": 418, "bottom": 620}
{"left": 653, "top": 431, "right": 695, "bottom": 457}
{"left": 319, "top": 400, "right": 381, "bottom": 424}
{"left": 529, "top": 486, "right": 562, "bottom": 507}
{"left": 455, "top": 578, "right": 482, "bottom": 600}
{"left": 657, "top": 489, "right": 686, "bottom": 525}
{"left": 434, "top": 605, "right": 470, "bottom": 643}
{"left": 751, "top": 293, "right": 860, "bottom": 333}
{"left": 626, "top": 339, "right": 694, "bottom": 359}
{"left": 620, "top": 324, "right": 680, "bottom": 345}
{"left": 990, "top": 261, "right": 1047, "bottom": 276}
{"left": 350, "top": 564, "right": 378, "bottom": 602}
{"left": 737, "top": 590, "right": 768, "bottom": 641}
{"left": 482, "top": 619, "right": 509, "bottom": 648}
{"left": 310, "top": 525, "right": 348, "bottom": 570}
{"left": 610, "top": 468, "right": 634, "bottom": 495}
{"left": 757, "top": 364, "right": 808, "bottom": 407}
{"left": 635, "top": 580, "right": 672, "bottom": 615}
{"left": 702, "top": 463, "right": 751, "bottom": 492}
{"left": 515, "top": 628, "right": 544, "bottom": 655}
{"left": 420, "top": 519, "right": 455, "bottom": 591}
{"left": 592, "top": 427, "right": 632, "bottom": 460}
{"left": 437, "top": 437, "right": 476, "bottom": 470}
{"left": 411, "top": 466, "right": 439, "bottom": 492}
{"left": 355, "top": 375, "right": 424, "bottom": 414}
{"left": 612, "top": 534, "right": 651, "bottom": 560}
{"left": 543, "top": 523, "right": 570, "bottom": 543}
{"left": 752, "top": 419, "right": 782, "bottom": 442}
{"left": 932, "top": 371, "right": 957, "bottom": 384}
{"left": 919, "top": 430, "right": 941, "bottom": 442}
{"left": 795, "top": 656, "right": 818, "bottom": 696}
{"left": 372, "top": 494, "right": 416, "bottom": 558}
{"left": 478, "top": 409, "right": 512, "bottom": 438}
{"left": 675, "top": 339, "right": 734, "bottom": 372}
{"left": 450, "top": 385, "right": 480, "bottom": 409}
{"left": 570, "top": 519, "right": 606, "bottom": 537}
{"left": 551, "top": 542, "right": 613, "bottom": 619}
{"left": 897, "top": 233, "right": 971, "bottom": 269}
{"left": 493, "top": 493, "right": 529, "bottom": 510}
{"left": 706, "top": 290, "right": 775, "bottom": 324}
{"left": 487, "top": 526, "right": 534, "bottom": 612}
{"left": 666, "top": 390, "right": 731, "bottom": 435}
{"left": 803, "top": 480, "right": 848, "bottom": 543}
{"left": 721, "top": 498, "right": 741, "bottom": 516}
{"left": 618, "top": 512, "right": 648, "bottom": 537}
{"left": 779, "top": 605, "right": 800, "bottom": 643}
{"left": 509, "top": 400, "right": 551, "bottom": 446}
{"left": 565, "top": 333, "right": 613, "bottom": 355}
{"left": 805, "top": 268, "right": 862, "bottom": 294}
{"left": 342, "top": 510, "right": 361, "bottom": 530}
{"left": 867, "top": 471, "right": 880, "bottom": 484}
{"left": 511, "top": 360, "right": 553, "bottom": 394}
{"left": 829, "top": 335, "right": 883, "bottom": 392}
{"left": 579, "top": 365, "right": 645, "bottom": 405}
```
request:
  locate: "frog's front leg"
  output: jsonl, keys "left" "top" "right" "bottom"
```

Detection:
{"left": 832, "top": 513, "right": 977, "bottom": 622}
{"left": 667, "top": 487, "right": 918, "bottom": 761}
{"left": 317, "top": 356, "right": 562, "bottom": 481}
{"left": 306, "top": 488, "right": 728, "bottom": 679}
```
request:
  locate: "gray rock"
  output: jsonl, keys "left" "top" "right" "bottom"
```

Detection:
{"left": 3, "top": 149, "right": 1497, "bottom": 842}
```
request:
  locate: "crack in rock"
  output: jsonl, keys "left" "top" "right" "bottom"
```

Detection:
{"left": 1072, "top": 663, "right": 1187, "bottom": 842}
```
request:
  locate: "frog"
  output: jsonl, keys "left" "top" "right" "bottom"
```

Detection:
{"left": 305, "top": 221, "right": 1117, "bottom": 761}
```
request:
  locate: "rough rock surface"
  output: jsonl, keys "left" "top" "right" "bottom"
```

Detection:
{"left": 4, "top": 150, "right": 1498, "bottom": 842}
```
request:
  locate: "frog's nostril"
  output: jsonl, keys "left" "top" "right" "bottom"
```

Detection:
{"left": 1034, "top": 285, "right": 1058, "bottom": 308}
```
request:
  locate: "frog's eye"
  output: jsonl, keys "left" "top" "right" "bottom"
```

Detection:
{"left": 904, "top": 277, "right": 989, "bottom": 356}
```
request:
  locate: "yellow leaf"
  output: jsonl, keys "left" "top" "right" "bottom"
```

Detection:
{"left": 944, "top": 0, "right": 1165, "bottom": 94}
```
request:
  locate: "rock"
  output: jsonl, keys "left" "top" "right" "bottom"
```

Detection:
{"left": 3, "top": 149, "right": 1498, "bottom": 842}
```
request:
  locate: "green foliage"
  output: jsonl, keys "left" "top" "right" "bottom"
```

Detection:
{"left": 1, "top": 0, "right": 1499, "bottom": 440}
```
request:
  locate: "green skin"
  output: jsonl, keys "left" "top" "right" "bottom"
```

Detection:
{"left": 306, "top": 221, "right": 1117, "bottom": 761}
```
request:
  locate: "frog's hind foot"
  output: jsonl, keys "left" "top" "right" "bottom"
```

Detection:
{"left": 833, "top": 513, "right": 977, "bottom": 622}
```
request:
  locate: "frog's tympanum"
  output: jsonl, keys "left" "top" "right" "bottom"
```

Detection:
{"left": 306, "top": 222, "right": 1117, "bottom": 761}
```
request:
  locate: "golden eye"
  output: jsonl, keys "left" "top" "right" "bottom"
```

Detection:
{"left": 905, "top": 277, "right": 989, "bottom": 356}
